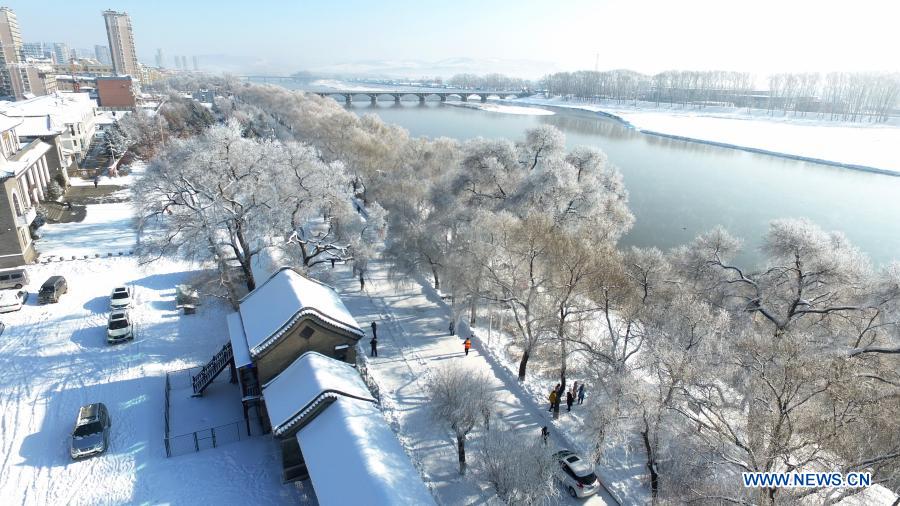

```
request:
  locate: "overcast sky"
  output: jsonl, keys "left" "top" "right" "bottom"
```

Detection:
{"left": 6, "top": 0, "right": 897, "bottom": 77}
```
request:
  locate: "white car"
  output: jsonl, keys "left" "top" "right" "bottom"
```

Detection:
{"left": 554, "top": 449, "right": 601, "bottom": 498}
{"left": 0, "top": 289, "right": 28, "bottom": 313}
{"left": 109, "top": 286, "right": 133, "bottom": 310}
{"left": 107, "top": 310, "right": 133, "bottom": 344}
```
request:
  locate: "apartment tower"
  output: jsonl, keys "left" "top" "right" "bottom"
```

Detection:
{"left": 102, "top": 10, "right": 139, "bottom": 79}
{"left": 0, "top": 6, "right": 23, "bottom": 97}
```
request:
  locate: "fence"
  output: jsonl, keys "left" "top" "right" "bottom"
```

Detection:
{"left": 164, "top": 366, "right": 264, "bottom": 458}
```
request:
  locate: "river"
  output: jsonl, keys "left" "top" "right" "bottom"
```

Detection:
{"left": 279, "top": 83, "right": 900, "bottom": 267}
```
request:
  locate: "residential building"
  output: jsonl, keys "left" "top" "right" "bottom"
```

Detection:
{"left": 52, "top": 42, "right": 70, "bottom": 65}
{"left": 192, "top": 55, "right": 198, "bottom": 71}
{"left": 96, "top": 76, "right": 135, "bottom": 109}
{"left": 23, "top": 41, "right": 49, "bottom": 60}
{"left": 0, "top": 113, "right": 68, "bottom": 268}
{"left": 181, "top": 55, "right": 188, "bottom": 70}
{"left": 102, "top": 10, "right": 140, "bottom": 81}
{"left": 0, "top": 93, "right": 98, "bottom": 162}
{"left": 51, "top": 61, "right": 113, "bottom": 77}
{"left": 0, "top": 6, "right": 24, "bottom": 98}
{"left": 6, "top": 62, "right": 57, "bottom": 99}
{"left": 155, "top": 48, "right": 163, "bottom": 68}
{"left": 94, "top": 45, "right": 111, "bottom": 65}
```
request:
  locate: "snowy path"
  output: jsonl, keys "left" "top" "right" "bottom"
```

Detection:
{"left": 328, "top": 261, "right": 616, "bottom": 505}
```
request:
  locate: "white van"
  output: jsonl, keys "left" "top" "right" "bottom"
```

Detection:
{"left": 0, "top": 269, "right": 28, "bottom": 290}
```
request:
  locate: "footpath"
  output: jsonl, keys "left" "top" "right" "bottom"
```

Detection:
{"left": 328, "top": 257, "right": 616, "bottom": 505}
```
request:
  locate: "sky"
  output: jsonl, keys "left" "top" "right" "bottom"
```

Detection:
{"left": 6, "top": 0, "right": 898, "bottom": 78}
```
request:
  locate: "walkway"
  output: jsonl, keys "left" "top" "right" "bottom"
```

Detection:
{"left": 329, "top": 258, "right": 616, "bottom": 505}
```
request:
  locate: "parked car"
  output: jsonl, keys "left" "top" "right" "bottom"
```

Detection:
{"left": 0, "top": 289, "right": 28, "bottom": 313}
{"left": 70, "top": 403, "right": 111, "bottom": 459}
{"left": 109, "top": 286, "right": 133, "bottom": 310}
{"left": 106, "top": 310, "right": 133, "bottom": 344}
{"left": 38, "top": 276, "right": 67, "bottom": 304}
{"left": 554, "top": 449, "right": 601, "bottom": 498}
{"left": 0, "top": 268, "right": 28, "bottom": 290}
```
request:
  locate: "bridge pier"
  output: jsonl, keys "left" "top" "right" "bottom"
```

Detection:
{"left": 369, "top": 94, "right": 377, "bottom": 104}
{"left": 393, "top": 94, "right": 401, "bottom": 103}
{"left": 418, "top": 94, "right": 426, "bottom": 104}
{"left": 480, "top": 94, "right": 488, "bottom": 103}
{"left": 440, "top": 95, "right": 446, "bottom": 102}
{"left": 461, "top": 95, "right": 468, "bottom": 102}
{"left": 344, "top": 94, "right": 352, "bottom": 104}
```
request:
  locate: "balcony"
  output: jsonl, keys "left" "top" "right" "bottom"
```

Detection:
{"left": 15, "top": 206, "right": 37, "bottom": 228}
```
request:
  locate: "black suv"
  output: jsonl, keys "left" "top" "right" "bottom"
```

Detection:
{"left": 38, "top": 276, "right": 67, "bottom": 304}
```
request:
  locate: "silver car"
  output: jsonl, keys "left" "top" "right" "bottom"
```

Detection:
{"left": 71, "top": 403, "right": 111, "bottom": 459}
{"left": 554, "top": 449, "right": 601, "bottom": 498}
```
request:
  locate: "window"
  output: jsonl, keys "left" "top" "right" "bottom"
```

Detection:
{"left": 299, "top": 326, "right": 314, "bottom": 339}
{"left": 12, "top": 192, "right": 22, "bottom": 216}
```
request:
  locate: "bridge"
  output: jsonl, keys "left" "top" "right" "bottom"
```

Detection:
{"left": 313, "top": 89, "right": 532, "bottom": 104}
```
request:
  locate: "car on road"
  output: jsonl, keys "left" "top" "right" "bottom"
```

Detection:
{"left": 0, "top": 268, "right": 28, "bottom": 290}
{"left": 107, "top": 310, "right": 133, "bottom": 344}
{"left": 554, "top": 449, "right": 601, "bottom": 498}
{"left": 38, "top": 276, "right": 67, "bottom": 304}
{"left": 0, "top": 289, "right": 28, "bottom": 313}
{"left": 109, "top": 286, "right": 133, "bottom": 309}
{"left": 70, "top": 402, "right": 111, "bottom": 459}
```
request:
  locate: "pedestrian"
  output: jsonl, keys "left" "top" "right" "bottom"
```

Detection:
{"left": 359, "top": 272, "right": 365, "bottom": 291}
{"left": 371, "top": 321, "right": 378, "bottom": 339}
{"left": 548, "top": 389, "right": 557, "bottom": 411}
{"left": 463, "top": 337, "right": 471, "bottom": 356}
{"left": 566, "top": 391, "right": 574, "bottom": 412}
{"left": 448, "top": 320, "right": 455, "bottom": 336}
{"left": 541, "top": 425, "right": 549, "bottom": 446}
{"left": 370, "top": 336, "right": 378, "bottom": 357}
{"left": 578, "top": 383, "right": 585, "bottom": 405}
{"left": 330, "top": 258, "right": 336, "bottom": 269}
{"left": 93, "top": 174, "right": 99, "bottom": 188}
{"left": 571, "top": 381, "right": 579, "bottom": 399}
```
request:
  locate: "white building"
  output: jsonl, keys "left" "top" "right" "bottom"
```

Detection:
{"left": 0, "top": 92, "right": 97, "bottom": 162}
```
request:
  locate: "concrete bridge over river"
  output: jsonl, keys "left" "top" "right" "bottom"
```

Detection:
{"left": 313, "top": 89, "right": 531, "bottom": 104}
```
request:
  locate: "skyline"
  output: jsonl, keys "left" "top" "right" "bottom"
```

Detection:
{"left": 3, "top": 0, "right": 898, "bottom": 78}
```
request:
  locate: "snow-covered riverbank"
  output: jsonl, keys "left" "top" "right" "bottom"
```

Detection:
{"left": 510, "top": 96, "right": 900, "bottom": 175}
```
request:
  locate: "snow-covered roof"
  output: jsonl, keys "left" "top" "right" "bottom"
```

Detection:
{"left": 0, "top": 113, "right": 21, "bottom": 133}
{"left": 262, "top": 351, "right": 373, "bottom": 437}
{"left": 0, "top": 92, "right": 96, "bottom": 125}
{"left": 226, "top": 312, "right": 252, "bottom": 368}
{"left": 1, "top": 140, "right": 52, "bottom": 178}
{"left": 297, "top": 397, "right": 436, "bottom": 506}
{"left": 11, "top": 115, "right": 65, "bottom": 137}
{"left": 238, "top": 267, "right": 364, "bottom": 358}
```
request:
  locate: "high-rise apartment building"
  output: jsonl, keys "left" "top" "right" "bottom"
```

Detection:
{"left": 0, "top": 6, "right": 24, "bottom": 97}
{"left": 95, "top": 45, "right": 111, "bottom": 65}
{"left": 155, "top": 48, "right": 164, "bottom": 68}
{"left": 52, "top": 42, "right": 70, "bottom": 65}
{"left": 23, "top": 41, "right": 49, "bottom": 61}
{"left": 192, "top": 55, "right": 199, "bottom": 71}
{"left": 102, "top": 10, "right": 140, "bottom": 80}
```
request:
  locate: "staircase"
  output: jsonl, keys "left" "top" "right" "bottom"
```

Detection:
{"left": 191, "top": 342, "right": 234, "bottom": 396}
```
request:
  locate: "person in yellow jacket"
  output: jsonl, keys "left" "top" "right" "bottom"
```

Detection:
{"left": 548, "top": 389, "right": 558, "bottom": 411}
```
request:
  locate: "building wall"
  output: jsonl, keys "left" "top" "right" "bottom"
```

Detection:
{"left": 96, "top": 78, "right": 135, "bottom": 108}
{"left": 0, "top": 7, "right": 23, "bottom": 97}
{"left": 255, "top": 320, "right": 360, "bottom": 385}
{"left": 0, "top": 176, "right": 36, "bottom": 268}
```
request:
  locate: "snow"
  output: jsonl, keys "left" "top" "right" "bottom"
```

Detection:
{"left": 261, "top": 352, "right": 373, "bottom": 436}
{"left": 448, "top": 102, "right": 555, "bottom": 116}
{"left": 310, "top": 79, "right": 375, "bottom": 91}
{"left": 511, "top": 96, "right": 900, "bottom": 174}
{"left": 297, "top": 396, "right": 436, "bottom": 506}
{"left": 227, "top": 312, "right": 252, "bottom": 368}
{"left": 0, "top": 163, "right": 302, "bottom": 505}
{"left": 238, "top": 267, "right": 364, "bottom": 357}
{"left": 36, "top": 202, "right": 137, "bottom": 259}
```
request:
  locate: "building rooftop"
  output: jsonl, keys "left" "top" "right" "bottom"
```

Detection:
{"left": 0, "top": 92, "right": 96, "bottom": 125}
{"left": 0, "top": 113, "right": 22, "bottom": 133}
{"left": 236, "top": 267, "right": 364, "bottom": 358}
{"left": 1, "top": 139, "right": 52, "bottom": 178}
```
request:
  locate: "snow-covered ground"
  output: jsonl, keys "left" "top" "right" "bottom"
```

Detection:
{"left": 510, "top": 96, "right": 900, "bottom": 174}
{"left": 0, "top": 171, "right": 301, "bottom": 504}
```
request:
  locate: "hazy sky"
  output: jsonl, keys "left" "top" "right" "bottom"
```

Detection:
{"left": 6, "top": 0, "right": 897, "bottom": 76}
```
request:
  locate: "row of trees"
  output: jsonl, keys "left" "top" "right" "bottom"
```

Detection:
{"left": 540, "top": 69, "right": 900, "bottom": 122}
{"left": 447, "top": 72, "right": 531, "bottom": 91}
{"left": 136, "top": 78, "right": 898, "bottom": 503}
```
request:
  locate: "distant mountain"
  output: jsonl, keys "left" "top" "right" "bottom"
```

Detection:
{"left": 306, "top": 57, "right": 558, "bottom": 80}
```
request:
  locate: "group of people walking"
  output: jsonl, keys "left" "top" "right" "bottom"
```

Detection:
{"left": 548, "top": 381, "right": 586, "bottom": 413}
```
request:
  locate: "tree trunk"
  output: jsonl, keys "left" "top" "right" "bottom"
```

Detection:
{"left": 642, "top": 416, "right": 659, "bottom": 501}
{"left": 469, "top": 297, "right": 477, "bottom": 325}
{"left": 517, "top": 350, "right": 530, "bottom": 381}
{"left": 431, "top": 264, "right": 440, "bottom": 290}
{"left": 456, "top": 434, "right": 467, "bottom": 475}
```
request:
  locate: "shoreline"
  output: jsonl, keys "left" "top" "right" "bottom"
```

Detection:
{"left": 504, "top": 100, "right": 900, "bottom": 177}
